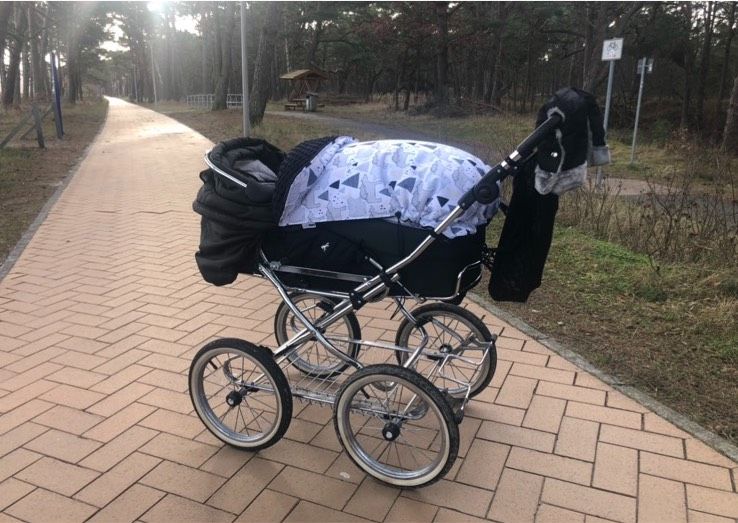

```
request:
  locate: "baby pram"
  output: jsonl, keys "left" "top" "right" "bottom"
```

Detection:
{"left": 189, "top": 88, "right": 605, "bottom": 487}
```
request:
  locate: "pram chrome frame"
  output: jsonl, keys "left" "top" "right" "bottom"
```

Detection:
{"left": 193, "top": 113, "right": 563, "bottom": 487}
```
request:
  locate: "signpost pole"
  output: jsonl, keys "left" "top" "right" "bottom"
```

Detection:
{"left": 240, "top": 2, "right": 250, "bottom": 137}
{"left": 631, "top": 58, "right": 652, "bottom": 164}
{"left": 596, "top": 37, "right": 623, "bottom": 190}
{"left": 603, "top": 60, "right": 615, "bottom": 131}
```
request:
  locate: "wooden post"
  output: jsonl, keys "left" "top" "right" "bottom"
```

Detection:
{"left": 20, "top": 104, "right": 53, "bottom": 140}
{"left": 31, "top": 103, "right": 45, "bottom": 149}
{"left": 0, "top": 110, "right": 34, "bottom": 149}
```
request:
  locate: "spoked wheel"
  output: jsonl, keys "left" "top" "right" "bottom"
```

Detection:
{"left": 274, "top": 292, "right": 361, "bottom": 379}
{"left": 189, "top": 338, "right": 292, "bottom": 451}
{"left": 395, "top": 303, "right": 496, "bottom": 398}
{"left": 333, "top": 364, "right": 459, "bottom": 488}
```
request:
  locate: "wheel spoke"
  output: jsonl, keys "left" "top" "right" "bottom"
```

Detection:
{"left": 336, "top": 366, "right": 456, "bottom": 486}
{"left": 191, "top": 342, "right": 289, "bottom": 450}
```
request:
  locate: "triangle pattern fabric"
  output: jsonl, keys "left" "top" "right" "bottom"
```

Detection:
{"left": 343, "top": 173, "right": 360, "bottom": 188}
{"left": 398, "top": 177, "right": 416, "bottom": 191}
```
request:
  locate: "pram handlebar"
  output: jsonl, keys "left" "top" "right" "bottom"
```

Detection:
{"left": 458, "top": 113, "right": 563, "bottom": 209}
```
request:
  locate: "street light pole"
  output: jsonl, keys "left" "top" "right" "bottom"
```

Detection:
{"left": 240, "top": 2, "right": 250, "bottom": 137}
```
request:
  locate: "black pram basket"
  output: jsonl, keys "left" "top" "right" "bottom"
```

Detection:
{"left": 262, "top": 219, "right": 485, "bottom": 299}
{"left": 194, "top": 137, "right": 488, "bottom": 300}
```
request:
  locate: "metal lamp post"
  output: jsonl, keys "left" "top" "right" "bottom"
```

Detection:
{"left": 240, "top": 2, "right": 250, "bottom": 137}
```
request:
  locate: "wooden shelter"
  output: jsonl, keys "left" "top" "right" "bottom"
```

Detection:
{"left": 280, "top": 69, "right": 328, "bottom": 110}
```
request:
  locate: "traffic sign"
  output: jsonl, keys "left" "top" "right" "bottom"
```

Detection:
{"left": 637, "top": 58, "right": 654, "bottom": 74}
{"left": 602, "top": 38, "right": 624, "bottom": 61}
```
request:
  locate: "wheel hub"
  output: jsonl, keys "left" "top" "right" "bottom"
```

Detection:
{"left": 428, "top": 343, "right": 455, "bottom": 361}
{"left": 382, "top": 421, "right": 401, "bottom": 441}
{"left": 225, "top": 390, "right": 242, "bottom": 407}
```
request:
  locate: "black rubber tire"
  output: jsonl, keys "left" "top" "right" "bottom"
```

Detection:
{"left": 333, "top": 364, "right": 459, "bottom": 488}
{"left": 189, "top": 338, "right": 292, "bottom": 451}
{"left": 273, "top": 292, "right": 361, "bottom": 379}
{"left": 394, "top": 302, "right": 496, "bottom": 398}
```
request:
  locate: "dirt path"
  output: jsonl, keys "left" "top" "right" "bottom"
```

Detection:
{"left": 269, "top": 110, "right": 668, "bottom": 197}
{"left": 266, "top": 110, "right": 474, "bottom": 150}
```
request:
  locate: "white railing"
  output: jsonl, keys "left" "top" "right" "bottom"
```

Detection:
{"left": 185, "top": 94, "right": 243, "bottom": 109}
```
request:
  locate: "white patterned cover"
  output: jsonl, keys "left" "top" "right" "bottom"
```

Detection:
{"left": 279, "top": 137, "right": 499, "bottom": 238}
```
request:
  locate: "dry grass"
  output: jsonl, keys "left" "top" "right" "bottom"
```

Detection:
{"left": 482, "top": 224, "right": 738, "bottom": 442}
{"left": 0, "top": 99, "right": 108, "bottom": 265}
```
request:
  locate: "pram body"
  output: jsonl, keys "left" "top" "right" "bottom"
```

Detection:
{"left": 262, "top": 219, "right": 485, "bottom": 300}
{"left": 196, "top": 136, "right": 495, "bottom": 301}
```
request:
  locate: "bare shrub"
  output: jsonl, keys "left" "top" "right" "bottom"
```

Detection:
{"left": 557, "top": 151, "right": 737, "bottom": 268}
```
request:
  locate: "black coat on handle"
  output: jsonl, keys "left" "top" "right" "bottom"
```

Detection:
{"left": 489, "top": 87, "right": 607, "bottom": 302}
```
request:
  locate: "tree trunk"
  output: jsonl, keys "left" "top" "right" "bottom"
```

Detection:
{"left": 2, "top": 5, "right": 26, "bottom": 108}
{"left": 695, "top": 1, "right": 715, "bottom": 129}
{"left": 28, "top": 3, "right": 47, "bottom": 100}
{"left": 523, "top": 19, "right": 534, "bottom": 112}
{"left": 717, "top": 2, "right": 736, "bottom": 109}
{"left": 434, "top": 2, "right": 449, "bottom": 106}
{"left": 307, "top": 21, "right": 323, "bottom": 68}
{"left": 22, "top": 47, "right": 30, "bottom": 100}
{"left": 721, "top": 74, "right": 738, "bottom": 150}
{"left": 393, "top": 49, "right": 407, "bottom": 111}
{"left": 249, "top": 3, "right": 279, "bottom": 126}
{"left": 0, "top": 2, "right": 13, "bottom": 96}
{"left": 212, "top": 3, "right": 236, "bottom": 110}
{"left": 66, "top": 41, "right": 80, "bottom": 104}
{"left": 200, "top": 9, "right": 209, "bottom": 93}
{"left": 364, "top": 68, "right": 382, "bottom": 102}
{"left": 582, "top": 3, "right": 643, "bottom": 92}
{"left": 64, "top": 2, "right": 82, "bottom": 105}
{"left": 39, "top": 6, "right": 51, "bottom": 97}
{"left": 680, "top": 4, "right": 695, "bottom": 130}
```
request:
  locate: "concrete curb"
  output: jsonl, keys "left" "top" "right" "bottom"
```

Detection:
{"left": 468, "top": 291, "right": 738, "bottom": 464}
{"left": 0, "top": 101, "right": 110, "bottom": 283}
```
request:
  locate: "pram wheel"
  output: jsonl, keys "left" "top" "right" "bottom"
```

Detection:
{"left": 333, "top": 364, "right": 459, "bottom": 488}
{"left": 274, "top": 292, "right": 361, "bottom": 378}
{"left": 189, "top": 338, "right": 292, "bottom": 451}
{"left": 395, "top": 303, "right": 496, "bottom": 398}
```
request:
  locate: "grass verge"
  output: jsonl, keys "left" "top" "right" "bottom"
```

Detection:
{"left": 321, "top": 102, "right": 735, "bottom": 190}
{"left": 484, "top": 222, "right": 737, "bottom": 442}
{"left": 156, "top": 102, "right": 738, "bottom": 444}
{"left": 0, "top": 99, "right": 109, "bottom": 265}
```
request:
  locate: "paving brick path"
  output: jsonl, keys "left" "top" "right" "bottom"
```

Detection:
{"left": 1, "top": 98, "right": 736, "bottom": 523}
